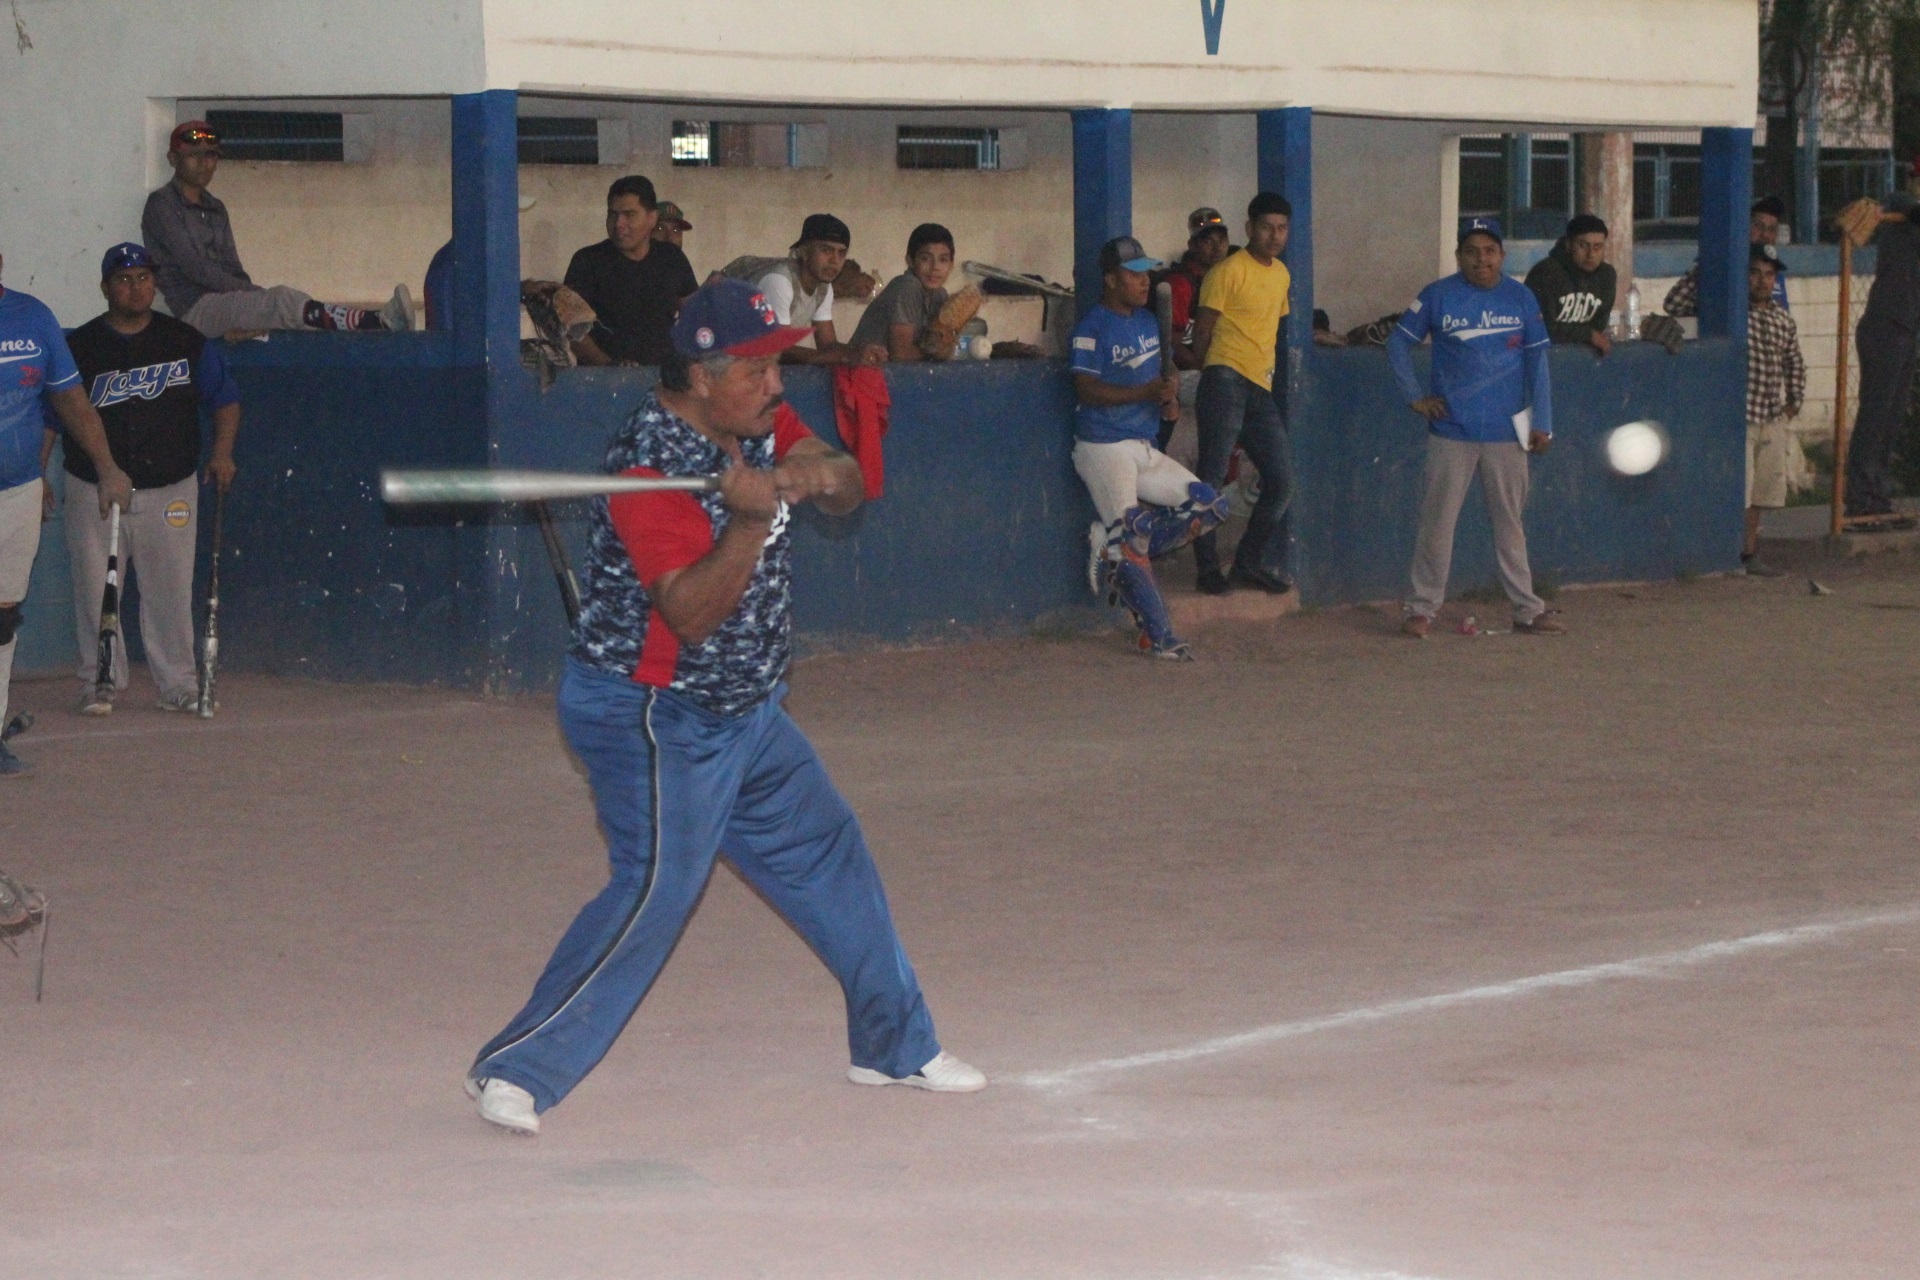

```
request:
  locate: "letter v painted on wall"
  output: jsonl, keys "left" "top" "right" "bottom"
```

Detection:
{"left": 1200, "top": 0, "right": 1226, "bottom": 56}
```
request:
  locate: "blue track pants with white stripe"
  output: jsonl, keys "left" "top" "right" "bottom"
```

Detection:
{"left": 471, "top": 659, "right": 941, "bottom": 1111}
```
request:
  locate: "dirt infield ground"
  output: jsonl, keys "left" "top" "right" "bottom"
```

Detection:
{"left": 4, "top": 546, "right": 1919, "bottom": 1279}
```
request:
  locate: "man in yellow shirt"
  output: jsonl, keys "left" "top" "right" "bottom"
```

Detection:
{"left": 1191, "top": 191, "right": 1294, "bottom": 595}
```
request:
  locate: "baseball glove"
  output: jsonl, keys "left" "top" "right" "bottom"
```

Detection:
{"left": 0, "top": 866, "right": 45, "bottom": 951}
{"left": 1639, "top": 313, "right": 1686, "bottom": 355}
{"left": 920, "top": 285, "right": 984, "bottom": 359}
{"left": 1834, "top": 197, "right": 1884, "bottom": 249}
{"left": 520, "top": 280, "right": 598, "bottom": 364}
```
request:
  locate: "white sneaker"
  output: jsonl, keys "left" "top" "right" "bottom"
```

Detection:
{"left": 848, "top": 1050, "right": 987, "bottom": 1093}
{"left": 77, "top": 688, "right": 113, "bottom": 716}
{"left": 467, "top": 1076, "right": 539, "bottom": 1134}
{"left": 155, "top": 690, "right": 199, "bottom": 713}
{"left": 382, "top": 284, "right": 415, "bottom": 333}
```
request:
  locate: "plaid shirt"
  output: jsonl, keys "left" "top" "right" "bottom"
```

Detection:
{"left": 1662, "top": 266, "right": 1700, "bottom": 318}
{"left": 1747, "top": 301, "right": 1805, "bottom": 427}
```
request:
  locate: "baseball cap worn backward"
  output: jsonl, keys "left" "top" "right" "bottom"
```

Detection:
{"left": 796, "top": 213, "right": 851, "bottom": 248}
{"left": 100, "top": 242, "right": 154, "bottom": 278}
{"left": 655, "top": 200, "right": 693, "bottom": 230}
{"left": 1100, "top": 235, "right": 1164, "bottom": 274}
{"left": 671, "top": 277, "right": 812, "bottom": 359}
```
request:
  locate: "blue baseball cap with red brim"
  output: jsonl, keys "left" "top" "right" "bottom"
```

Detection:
{"left": 671, "top": 278, "right": 812, "bottom": 359}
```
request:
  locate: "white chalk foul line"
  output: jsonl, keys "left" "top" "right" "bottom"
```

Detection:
{"left": 1017, "top": 904, "right": 1920, "bottom": 1092}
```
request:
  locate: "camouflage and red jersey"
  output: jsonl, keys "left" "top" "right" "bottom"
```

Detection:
{"left": 569, "top": 390, "right": 814, "bottom": 717}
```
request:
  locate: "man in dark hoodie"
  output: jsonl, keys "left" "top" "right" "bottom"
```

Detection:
{"left": 1843, "top": 196, "right": 1920, "bottom": 525}
{"left": 1524, "top": 214, "right": 1616, "bottom": 355}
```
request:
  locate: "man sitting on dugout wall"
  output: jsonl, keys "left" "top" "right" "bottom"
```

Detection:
{"left": 143, "top": 122, "right": 414, "bottom": 339}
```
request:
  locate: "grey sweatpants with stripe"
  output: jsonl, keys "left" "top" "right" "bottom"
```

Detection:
{"left": 65, "top": 475, "right": 200, "bottom": 701}
{"left": 1405, "top": 434, "right": 1545, "bottom": 624}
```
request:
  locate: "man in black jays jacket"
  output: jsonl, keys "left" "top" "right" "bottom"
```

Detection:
{"left": 1523, "top": 215, "right": 1617, "bottom": 356}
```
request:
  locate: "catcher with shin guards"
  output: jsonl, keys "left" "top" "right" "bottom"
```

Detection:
{"left": 1069, "top": 236, "right": 1227, "bottom": 660}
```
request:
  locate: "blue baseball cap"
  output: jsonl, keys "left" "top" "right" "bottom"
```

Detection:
{"left": 1099, "top": 235, "right": 1163, "bottom": 274}
{"left": 100, "top": 242, "right": 154, "bottom": 278}
{"left": 1457, "top": 217, "right": 1504, "bottom": 246}
{"left": 670, "top": 277, "right": 812, "bottom": 359}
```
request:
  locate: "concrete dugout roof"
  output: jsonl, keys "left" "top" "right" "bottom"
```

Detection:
{"left": 22, "top": 0, "right": 1752, "bottom": 129}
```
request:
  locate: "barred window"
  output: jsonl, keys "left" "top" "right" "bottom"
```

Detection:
{"left": 519, "top": 117, "right": 600, "bottom": 165}
{"left": 672, "top": 121, "right": 826, "bottom": 169}
{"left": 897, "top": 126, "right": 1002, "bottom": 171}
{"left": 204, "top": 110, "right": 343, "bottom": 163}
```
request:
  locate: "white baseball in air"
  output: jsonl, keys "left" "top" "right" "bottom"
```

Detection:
{"left": 1606, "top": 421, "right": 1667, "bottom": 476}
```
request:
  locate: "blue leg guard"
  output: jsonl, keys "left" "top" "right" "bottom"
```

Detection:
{"left": 1121, "top": 483, "right": 1229, "bottom": 560}
{"left": 1109, "top": 551, "right": 1184, "bottom": 655}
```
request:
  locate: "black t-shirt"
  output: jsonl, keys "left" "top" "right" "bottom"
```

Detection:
{"left": 62, "top": 313, "right": 236, "bottom": 490}
{"left": 563, "top": 239, "right": 698, "bottom": 365}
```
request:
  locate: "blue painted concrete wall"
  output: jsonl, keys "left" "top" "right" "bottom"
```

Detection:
{"left": 1294, "top": 340, "right": 1745, "bottom": 605}
{"left": 17, "top": 336, "right": 1744, "bottom": 690}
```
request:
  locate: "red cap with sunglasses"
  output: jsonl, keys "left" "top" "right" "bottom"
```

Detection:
{"left": 169, "top": 121, "right": 220, "bottom": 152}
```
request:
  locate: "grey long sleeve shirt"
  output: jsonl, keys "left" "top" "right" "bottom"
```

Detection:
{"left": 141, "top": 181, "right": 255, "bottom": 314}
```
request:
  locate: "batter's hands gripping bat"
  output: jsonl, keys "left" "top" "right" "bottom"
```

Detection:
{"left": 197, "top": 488, "right": 225, "bottom": 718}
{"left": 380, "top": 469, "right": 720, "bottom": 505}
{"left": 1153, "top": 280, "right": 1178, "bottom": 425}
{"left": 95, "top": 503, "right": 122, "bottom": 710}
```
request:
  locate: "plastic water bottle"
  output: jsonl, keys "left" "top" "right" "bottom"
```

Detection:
{"left": 1625, "top": 283, "right": 1641, "bottom": 341}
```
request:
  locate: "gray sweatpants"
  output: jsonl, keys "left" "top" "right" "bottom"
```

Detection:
{"left": 1406, "top": 434, "right": 1545, "bottom": 624}
{"left": 181, "top": 286, "right": 312, "bottom": 338}
{"left": 66, "top": 475, "right": 200, "bottom": 700}
{"left": 0, "top": 477, "right": 45, "bottom": 731}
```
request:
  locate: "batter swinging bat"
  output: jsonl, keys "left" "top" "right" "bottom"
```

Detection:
{"left": 380, "top": 469, "right": 720, "bottom": 506}
{"left": 197, "top": 488, "right": 226, "bottom": 718}
{"left": 95, "top": 503, "right": 122, "bottom": 709}
{"left": 1153, "top": 280, "right": 1178, "bottom": 425}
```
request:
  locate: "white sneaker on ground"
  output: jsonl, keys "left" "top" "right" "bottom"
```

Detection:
{"left": 847, "top": 1050, "right": 987, "bottom": 1093}
{"left": 382, "top": 284, "right": 415, "bottom": 333}
{"left": 76, "top": 688, "right": 113, "bottom": 716}
{"left": 467, "top": 1076, "right": 539, "bottom": 1134}
{"left": 155, "top": 690, "right": 199, "bottom": 713}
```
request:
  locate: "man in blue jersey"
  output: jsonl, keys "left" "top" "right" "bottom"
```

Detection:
{"left": 0, "top": 253, "right": 133, "bottom": 775}
{"left": 1387, "top": 219, "right": 1566, "bottom": 639}
{"left": 1068, "top": 236, "right": 1227, "bottom": 659}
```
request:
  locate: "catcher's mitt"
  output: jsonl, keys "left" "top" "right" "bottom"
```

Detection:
{"left": 0, "top": 867, "right": 45, "bottom": 949}
{"left": 920, "top": 285, "right": 984, "bottom": 359}
{"left": 1834, "top": 197, "right": 1884, "bottom": 250}
{"left": 1639, "top": 313, "right": 1686, "bottom": 355}
{"left": 520, "top": 280, "right": 598, "bottom": 365}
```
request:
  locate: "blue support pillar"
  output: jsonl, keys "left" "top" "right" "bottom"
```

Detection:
{"left": 1256, "top": 107, "right": 1314, "bottom": 361}
{"left": 1071, "top": 109, "right": 1132, "bottom": 319}
{"left": 450, "top": 90, "right": 521, "bottom": 372}
{"left": 1698, "top": 127, "right": 1753, "bottom": 344}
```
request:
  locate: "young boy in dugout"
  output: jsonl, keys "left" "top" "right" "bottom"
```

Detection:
{"left": 848, "top": 223, "right": 979, "bottom": 362}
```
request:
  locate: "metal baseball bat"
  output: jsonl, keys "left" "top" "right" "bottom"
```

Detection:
{"left": 960, "top": 260, "right": 1075, "bottom": 298}
{"left": 94, "top": 503, "right": 122, "bottom": 708}
{"left": 1153, "top": 281, "right": 1178, "bottom": 425}
{"left": 197, "top": 488, "right": 225, "bottom": 718}
{"left": 530, "top": 499, "right": 582, "bottom": 628}
{"left": 380, "top": 469, "right": 720, "bottom": 506}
